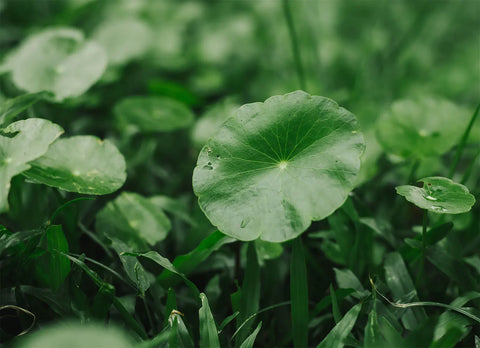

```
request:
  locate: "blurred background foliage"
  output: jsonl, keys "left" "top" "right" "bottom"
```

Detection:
{"left": 0, "top": 0, "right": 479, "bottom": 346}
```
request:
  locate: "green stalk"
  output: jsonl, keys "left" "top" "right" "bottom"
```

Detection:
{"left": 416, "top": 211, "right": 428, "bottom": 289}
{"left": 448, "top": 103, "right": 480, "bottom": 178}
{"left": 282, "top": 0, "right": 306, "bottom": 90}
{"left": 290, "top": 237, "right": 309, "bottom": 347}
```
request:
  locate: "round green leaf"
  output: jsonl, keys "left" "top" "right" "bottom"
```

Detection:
{"left": 396, "top": 177, "right": 476, "bottom": 214}
{"left": 376, "top": 97, "right": 470, "bottom": 158}
{"left": 114, "top": 96, "right": 194, "bottom": 133}
{"left": 92, "top": 17, "right": 152, "bottom": 66}
{"left": 16, "top": 321, "right": 133, "bottom": 348}
{"left": 23, "top": 136, "right": 126, "bottom": 195}
{"left": 3, "top": 28, "right": 106, "bottom": 101}
{"left": 0, "top": 118, "right": 63, "bottom": 211}
{"left": 192, "top": 91, "right": 365, "bottom": 242}
{"left": 96, "top": 192, "right": 171, "bottom": 251}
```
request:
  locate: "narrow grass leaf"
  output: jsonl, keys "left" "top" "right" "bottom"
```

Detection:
{"left": 378, "top": 316, "right": 406, "bottom": 348}
{"left": 218, "top": 311, "right": 239, "bottom": 333}
{"left": 330, "top": 284, "right": 341, "bottom": 324}
{"left": 236, "top": 242, "right": 260, "bottom": 346}
{"left": 312, "top": 288, "right": 356, "bottom": 317}
{"left": 199, "top": 293, "right": 220, "bottom": 348}
{"left": 0, "top": 91, "right": 50, "bottom": 126}
{"left": 316, "top": 303, "right": 362, "bottom": 348}
{"left": 46, "top": 225, "right": 70, "bottom": 291}
{"left": 92, "top": 283, "right": 115, "bottom": 320}
{"left": 291, "top": 237, "right": 309, "bottom": 347}
{"left": 384, "top": 252, "right": 427, "bottom": 330}
{"left": 239, "top": 321, "right": 262, "bottom": 348}
{"left": 165, "top": 288, "right": 177, "bottom": 327}
{"left": 168, "top": 313, "right": 194, "bottom": 348}
{"left": 123, "top": 251, "right": 200, "bottom": 301}
{"left": 430, "top": 327, "right": 464, "bottom": 348}
{"left": 364, "top": 298, "right": 381, "bottom": 348}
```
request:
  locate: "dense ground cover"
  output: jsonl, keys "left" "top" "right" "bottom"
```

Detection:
{"left": 0, "top": 0, "right": 479, "bottom": 347}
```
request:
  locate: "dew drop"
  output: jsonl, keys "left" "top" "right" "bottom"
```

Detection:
{"left": 430, "top": 205, "right": 446, "bottom": 212}
{"left": 425, "top": 195, "right": 437, "bottom": 201}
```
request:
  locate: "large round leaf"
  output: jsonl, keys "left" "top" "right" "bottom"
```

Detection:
{"left": 114, "top": 96, "right": 194, "bottom": 133}
{"left": 16, "top": 321, "right": 133, "bottom": 348}
{"left": 192, "top": 91, "right": 365, "bottom": 242}
{"left": 3, "top": 28, "right": 106, "bottom": 101}
{"left": 376, "top": 97, "right": 470, "bottom": 158}
{"left": 23, "top": 136, "right": 126, "bottom": 195}
{"left": 0, "top": 118, "right": 63, "bottom": 212}
{"left": 396, "top": 177, "right": 475, "bottom": 214}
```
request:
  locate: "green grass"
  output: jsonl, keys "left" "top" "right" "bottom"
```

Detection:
{"left": 0, "top": 0, "right": 479, "bottom": 347}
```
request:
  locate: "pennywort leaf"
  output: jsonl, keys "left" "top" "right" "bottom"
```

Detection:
{"left": 396, "top": 177, "right": 475, "bottom": 214}
{"left": 23, "top": 135, "right": 127, "bottom": 195}
{"left": 193, "top": 90, "right": 365, "bottom": 242}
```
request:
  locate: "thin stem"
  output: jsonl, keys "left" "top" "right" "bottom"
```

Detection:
{"left": 282, "top": 0, "right": 306, "bottom": 90}
{"left": 416, "top": 211, "right": 428, "bottom": 288}
{"left": 449, "top": 103, "right": 480, "bottom": 178}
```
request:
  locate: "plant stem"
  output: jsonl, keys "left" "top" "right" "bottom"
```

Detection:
{"left": 282, "top": 0, "right": 306, "bottom": 90}
{"left": 448, "top": 103, "right": 480, "bottom": 178}
{"left": 416, "top": 211, "right": 428, "bottom": 288}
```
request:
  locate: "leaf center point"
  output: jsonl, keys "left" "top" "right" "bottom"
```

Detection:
{"left": 277, "top": 160, "right": 288, "bottom": 170}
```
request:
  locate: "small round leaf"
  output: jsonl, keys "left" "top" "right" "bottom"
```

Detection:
{"left": 192, "top": 91, "right": 365, "bottom": 242}
{"left": 396, "top": 177, "right": 476, "bottom": 214}
{"left": 114, "top": 96, "right": 194, "bottom": 133}
{"left": 376, "top": 97, "right": 470, "bottom": 158}
{"left": 96, "top": 192, "right": 171, "bottom": 251}
{"left": 3, "top": 28, "right": 107, "bottom": 101}
{"left": 23, "top": 136, "right": 126, "bottom": 195}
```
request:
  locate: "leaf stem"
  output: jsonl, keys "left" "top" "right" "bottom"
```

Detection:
{"left": 448, "top": 103, "right": 480, "bottom": 178}
{"left": 282, "top": 0, "right": 306, "bottom": 90}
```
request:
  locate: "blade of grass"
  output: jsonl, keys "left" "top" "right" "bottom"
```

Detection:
{"left": 165, "top": 288, "right": 177, "bottom": 328}
{"left": 168, "top": 312, "right": 194, "bottom": 348}
{"left": 330, "top": 284, "right": 341, "bottom": 324}
{"left": 449, "top": 103, "right": 480, "bottom": 178}
{"left": 218, "top": 311, "right": 239, "bottom": 333}
{"left": 57, "top": 251, "right": 147, "bottom": 339}
{"left": 316, "top": 303, "right": 362, "bottom": 348}
{"left": 235, "top": 242, "right": 260, "bottom": 347}
{"left": 199, "top": 293, "right": 220, "bottom": 348}
{"left": 291, "top": 237, "right": 309, "bottom": 347}
{"left": 46, "top": 225, "right": 70, "bottom": 291}
{"left": 239, "top": 321, "right": 262, "bottom": 348}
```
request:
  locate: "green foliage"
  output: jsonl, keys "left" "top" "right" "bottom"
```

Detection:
{"left": 1, "top": 1, "right": 479, "bottom": 347}
{"left": 193, "top": 91, "right": 365, "bottom": 242}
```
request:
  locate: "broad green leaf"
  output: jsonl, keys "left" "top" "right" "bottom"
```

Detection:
{"left": 0, "top": 92, "right": 51, "bottom": 126}
{"left": 236, "top": 242, "right": 260, "bottom": 346}
{"left": 0, "top": 118, "right": 63, "bottom": 212}
{"left": 199, "top": 293, "right": 220, "bottom": 348}
{"left": 384, "top": 252, "right": 427, "bottom": 330}
{"left": 46, "top": 225, "right": 70, "bottom": 291}
{"left": 3, "top": 28, "right": 106, "bottom": 101}
{"left": 191, "top": 98, "right": 239, "bottom": 148}
{"left": 396, "top": 177, "right": 475, "bottom": 214}
{"left": 92, "top": 17, "right": 152, "bottom": 66}
{"left": 290, "top": 238, "right": 309, "bottom": 348}
{"left": 376, "top": 97, "right": 470, "bottom": 158}
{"left": 430, "top": 327, "right": 464, "bottom": 348}
{"left": 239, "top": 322, "right": 262, "bottom": 348}
{"left": 193, "top": 91, "right": 365, "bottom": 242}
{"left": 114, "top": 96, "right": 194, "bottom": 133}
{"left": 15, "top": 321, "right": 133, "bottom": 348}
{"left": 96, "top": 192, "right": 171, "bottom": 251}
{"left": 316, "top": 303, "right": 362, "bottom": 348}
{"left": 23, "top": 136, "right": 127, "bottom": 195}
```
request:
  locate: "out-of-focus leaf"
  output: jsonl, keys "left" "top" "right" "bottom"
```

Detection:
{"left": 3, "top": 28, "right": 106, "bottom": 101}
{"left": 24, "top": 136, "right": 126, "bottom": 195}
{"left": 239, "top": 321, "right": 262, "bottom": 348}
{"left": 92, "top": 17, "right": 152, "bottom": 66}
{"left": 334, "top": 268, "right": 370, "bottom": 299}
{"left": 316, "top": 303, "right": 362, "bottom": 348}
{"left": 150, "top": 195, "right": 197, "bottom": 227}
{"left": 46, "top": 225, "right": 70, "bottom": 291}
{"left": 14, "top": 321, "right": 133, "bottom": 348}
{"left": 0, "top": 118, "right": 63, "bottom": 212}
{"left": 199, "top": 293, "right": 220, "bottom": 348}
{"left": 96, "top": 192, "right": 171, "bottom": 251}
{"left": 114, "top": 96, "right": 194, "bottom": 133}
{"left": 193, "top": 91, "right": 365, "bottom": 242}
{"left": 148, "top": 79, "right": 200, "bottom": 106}
{"left": 396, "top": 177, "right": 475, "bottom": 214}
{"left": 384, "top": 252, "right": 427, "bottom": 330}
{"left": 376, "top": 97, "right": 470, "bottom": 158}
